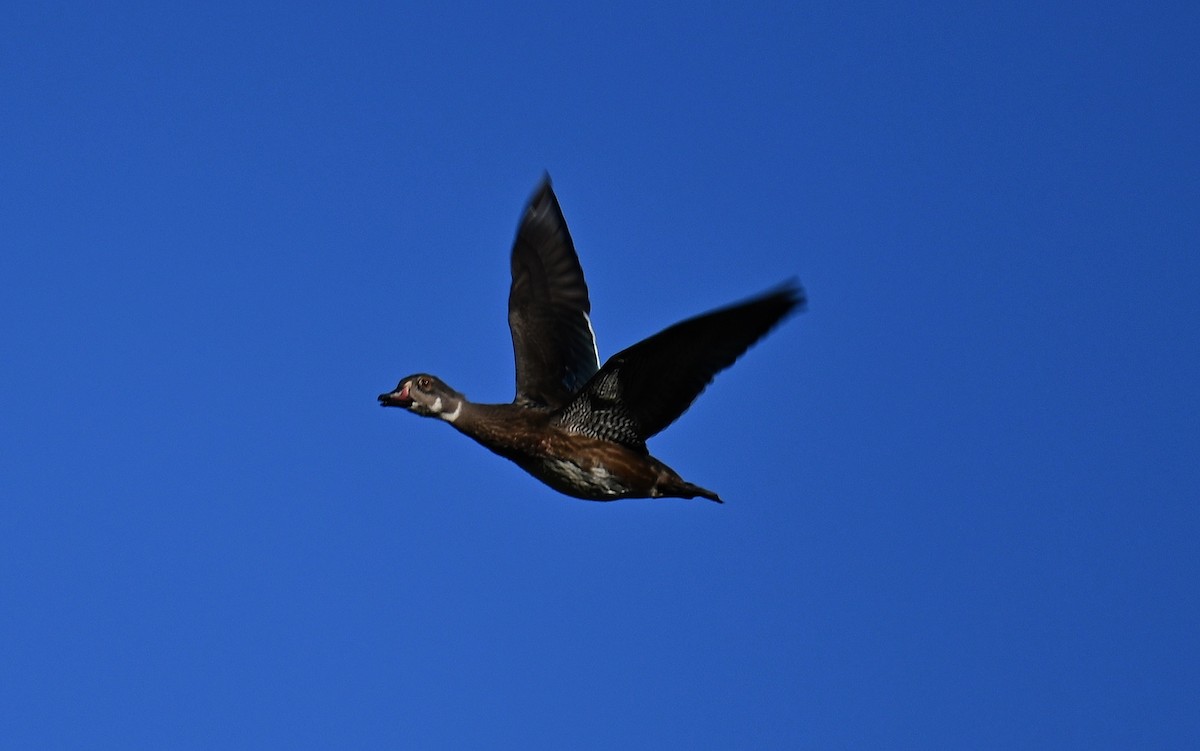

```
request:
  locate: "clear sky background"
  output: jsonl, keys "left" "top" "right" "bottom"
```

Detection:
{"left": 3, "top": 2, "right": 1197, "bottom": 748}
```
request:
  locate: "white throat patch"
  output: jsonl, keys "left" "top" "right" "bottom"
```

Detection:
{"left": 440, "top": 401, "right": 463, "bottom": 423}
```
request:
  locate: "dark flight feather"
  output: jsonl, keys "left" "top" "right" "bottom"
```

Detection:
{"left": 553, "top": 284, "right": 804, "bottom": 449}
{"left": 508, "top": 176, "right": 600, "bottom": 409}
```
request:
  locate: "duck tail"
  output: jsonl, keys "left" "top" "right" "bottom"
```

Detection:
{"left": 683, "top": 482, "right": 723, "bottom": 504}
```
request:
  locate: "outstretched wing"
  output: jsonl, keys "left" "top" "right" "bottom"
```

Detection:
{"left": 508, "top": 175, "right": 600, "bottom": 409}
{"left": 553, "top": 284, "right": 804, "bottom": 449}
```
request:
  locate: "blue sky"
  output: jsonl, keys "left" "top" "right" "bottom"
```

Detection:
{"left": 3, "top": 1, "right": 1198, "bottom": 747}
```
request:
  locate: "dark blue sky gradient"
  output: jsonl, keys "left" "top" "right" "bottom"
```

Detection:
{"left": 3, "top": 2, "right": 1198, "bottom": 748}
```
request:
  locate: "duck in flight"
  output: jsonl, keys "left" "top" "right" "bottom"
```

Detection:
{"left": 379, "top": 176, "right": 804, "bottom": 502}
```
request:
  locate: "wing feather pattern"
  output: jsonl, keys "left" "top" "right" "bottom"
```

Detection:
{"left": 553, "top": 284, "right": 804, "bottom": 448}
{"left": 508, "top": 176, "right": 600, "bottom": 408}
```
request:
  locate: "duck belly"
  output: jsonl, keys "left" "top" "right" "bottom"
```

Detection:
{"left": 529, "top": 456, "right": 633, "bottom": 500}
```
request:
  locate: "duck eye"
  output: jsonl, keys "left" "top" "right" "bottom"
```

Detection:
{"left": 418, "top": 377, "right": 432, "bottom": 390}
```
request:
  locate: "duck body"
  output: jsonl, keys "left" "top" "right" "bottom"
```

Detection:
{"left": 380, "top": 387, "right": 719, "bottom": 501}
{"left": 379, "top": 176, "right": 803, "bottom": 503}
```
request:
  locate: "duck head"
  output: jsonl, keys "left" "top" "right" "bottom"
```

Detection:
{"left": 378, "top": 374, "right": 466, "bottom": 422}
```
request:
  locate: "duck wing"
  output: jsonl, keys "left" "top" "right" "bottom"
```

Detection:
{"left": 508, "top": 176, "right": 600, "bottom": 409}
{"left": 553, "top": 284, "right": 804, "bottom": 449}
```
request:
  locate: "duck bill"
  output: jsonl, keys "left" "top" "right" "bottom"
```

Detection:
{"left": 378, "top": 383, "right": 413, "bottom": 408}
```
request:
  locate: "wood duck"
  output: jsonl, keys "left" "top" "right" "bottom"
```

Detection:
{"left": 379, "top": 176, "right": 804, "bottom": 502}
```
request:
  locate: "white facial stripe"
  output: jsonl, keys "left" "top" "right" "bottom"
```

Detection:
{"left": 441, "top": 401, "right": 463, "bottom": 423}
{"left": 431, "top": 396, "right": 443, "bottom": 413}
